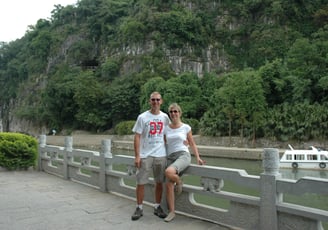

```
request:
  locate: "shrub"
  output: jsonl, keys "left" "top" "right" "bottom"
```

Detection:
{"left": 0, "top": 132, "right": 38, "bottom": 170}
{"left": 114, "top": 121, "right": 135, "bottom": 135}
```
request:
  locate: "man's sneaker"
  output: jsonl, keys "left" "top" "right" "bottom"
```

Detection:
{"left": 131, "top": 207, "right": 143, "bottom": 221}
{"left": 154, "top": 205, "right": 167, "bottom": 218}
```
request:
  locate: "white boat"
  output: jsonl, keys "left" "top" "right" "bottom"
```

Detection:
{"left": 279, "top": 144, "right": 328, "bottom": 170}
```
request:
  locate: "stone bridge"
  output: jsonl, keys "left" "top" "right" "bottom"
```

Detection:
{"left": 35, "top": 135, "right": 328, "bottom": 230}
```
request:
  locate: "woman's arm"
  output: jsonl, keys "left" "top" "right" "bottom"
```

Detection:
{"left": 187, "top": 131, "right": 205, "bottom": 165}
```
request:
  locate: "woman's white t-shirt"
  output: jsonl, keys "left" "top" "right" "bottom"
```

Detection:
{"left": 164, "top": 123, "right": 191, "bottom": 155}
{"left": 132, "top": 110, "right": 170, "bottom": 158}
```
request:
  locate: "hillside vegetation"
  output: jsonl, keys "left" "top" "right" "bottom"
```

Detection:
{"left": 0, "top": 0, "right": 328, "bottom": 146}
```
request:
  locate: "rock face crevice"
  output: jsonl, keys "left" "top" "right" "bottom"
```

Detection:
{"left": 116, "top": 42, "right": 230, "bottom": 77}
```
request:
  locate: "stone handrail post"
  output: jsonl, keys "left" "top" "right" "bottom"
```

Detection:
{"left": 99, "top": 139, "right": 112, "bottom": 192}
{"left": 260, "top": 148, "right": 282, "bottom": 230}
{"left": 38, "top": 135, "right": 46, "bottom": 171}
{"left": 63, "top": 136, "right": 73, "bottom": 180}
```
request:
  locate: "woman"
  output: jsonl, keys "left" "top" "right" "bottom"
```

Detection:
{"left": 164, "top": 103, "right": 205, "bottom": 222}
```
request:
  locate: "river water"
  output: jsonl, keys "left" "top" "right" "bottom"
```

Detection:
{"left": 114, "top": 148, "right": 328, "bottom": 179}
{"left": 199, "top": 156, "right": 328, "bottom": 180}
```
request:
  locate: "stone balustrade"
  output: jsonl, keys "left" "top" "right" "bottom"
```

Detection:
{"left": 38, "top": 135, "right": 328, "bottom": 230}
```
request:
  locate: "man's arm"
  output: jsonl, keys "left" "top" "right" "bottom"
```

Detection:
{"left": 134, "top": 133, "right": 141, "bottom": 168}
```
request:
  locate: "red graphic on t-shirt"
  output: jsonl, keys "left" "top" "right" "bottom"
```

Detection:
{"left": 149, "top": 121, "right": 163, "bottom": 135}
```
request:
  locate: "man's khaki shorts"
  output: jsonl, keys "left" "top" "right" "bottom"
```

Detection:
{"left": 136, "top": 156, "right": 166, "bottom": 185}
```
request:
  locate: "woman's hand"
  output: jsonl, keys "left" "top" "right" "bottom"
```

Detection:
{"left": 197, "top": 158, "right": 205, "bottom": 165}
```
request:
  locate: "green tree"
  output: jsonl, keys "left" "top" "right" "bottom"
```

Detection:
{"left": 313, "top": 5, "right": 328, "bottom": 27}
{"left": 101, "top": 58, "right": 119, "bottom": 81}
{"left": 248, "top": 27, "right": 299, "bottom": 67}
{"left": 264, "top": 102, "right": 328, "bottom": 142}
{"left": 26, "top": 20, "right": 53, "bottom": 73}
{"left": 258, "top": 59, "right": 289, "bottom": 106}
{"left": 286, "top": 38, "right": 320, "bottom": 103}
{"left": 203, "top": 70, "right": 266, "bottom": 145}
{"left": 162, "top": 73, "right": 202, "bottom": 119}
{"left": 41, "top": 65, "right": 80, "bottom": 130}
{"left": 73, "top": 71, "right": 109, "bottom": 131}
{"left": 311, "top": 25, "right": 328, "bottom": 103}
{"left": 119, "top": 19, "right": 146, "bottom": 43}
{"left": 108, "top": 76, "right": 140, "bottom": 126}
{"left": 199, "top": 72, "right": 224, "bottom": 117}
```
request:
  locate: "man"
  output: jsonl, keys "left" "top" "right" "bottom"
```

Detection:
{"left": 131, "top": 91, "right": 170, "bottom": 221}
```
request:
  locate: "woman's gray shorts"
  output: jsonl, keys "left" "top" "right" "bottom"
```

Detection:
{"left": 167, "top": 151, "right": 191, "bottom": 174}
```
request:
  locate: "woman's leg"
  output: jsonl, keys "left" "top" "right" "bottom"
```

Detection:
{"left": 165, "top": 166, "right": 179, "bottom": 212}
{"left": 166, "top": 180, "right": 175, "bottom": 212}
{"left": 165, "top": 166, "right": 178, "bottom": 222}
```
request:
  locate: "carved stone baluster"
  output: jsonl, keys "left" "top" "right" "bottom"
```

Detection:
{"left": 201, "top": 177, "right": 224, "bottom": 192}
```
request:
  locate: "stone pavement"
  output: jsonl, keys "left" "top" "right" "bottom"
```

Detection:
{"left": 0, "top": 170, "right": 230, "bottom": 230}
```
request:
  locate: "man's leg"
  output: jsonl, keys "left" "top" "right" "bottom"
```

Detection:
{"left": 132, "top": 184, "right": 145, "bottom": 221}
{"left": 132, "top": 157, "right": 150, "bottom": 221}
{"left": 155, "top": 182, "right": 163, "bottom": 204}
{"left": 136, "top": 184, "right": 145, "bottom": 205}
{"left": 153, "top": 157, "right": 167, "bottom": 218}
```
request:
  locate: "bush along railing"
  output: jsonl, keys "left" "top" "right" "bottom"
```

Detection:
{"left": 0, "top": 132, "right": 37, "bottom": 170}
{"left": 38, "top": 135, "right": 328, "bottom": 230}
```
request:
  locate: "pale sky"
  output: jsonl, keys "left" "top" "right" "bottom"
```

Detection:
{"left": 0, "top": 0, "right": 77, "bottom": 43}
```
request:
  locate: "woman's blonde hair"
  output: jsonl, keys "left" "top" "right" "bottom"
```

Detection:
{"left": 168, "top": 103, "right": 182, "bottom": 114}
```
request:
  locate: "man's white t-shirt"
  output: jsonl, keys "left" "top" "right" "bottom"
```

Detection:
{"left": 132, "top": 110, "right": 170, "bottom": 158}
{"left": 164, "top": 123, "right": 191, "bottom": 155}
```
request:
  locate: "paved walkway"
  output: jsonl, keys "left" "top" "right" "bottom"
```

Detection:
{"left": 0, "top": 170, "right": 230, "bottom": 230}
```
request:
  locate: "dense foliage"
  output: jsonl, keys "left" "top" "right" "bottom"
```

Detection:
{"left": 0, "top": 133, "right": 38, "bottom": 170}
{"left": 0, "top": 0, "right": 328, "bottom": 145}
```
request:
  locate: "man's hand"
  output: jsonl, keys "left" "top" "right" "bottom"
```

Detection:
{"left": 135, "top": 156, "right": 141, "bottom": 168}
